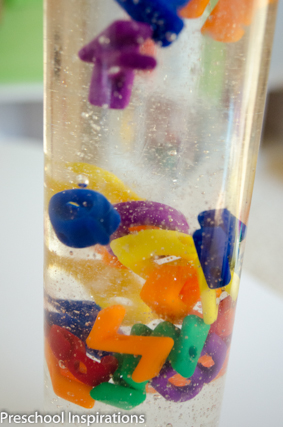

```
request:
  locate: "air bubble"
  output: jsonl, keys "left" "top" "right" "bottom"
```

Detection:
{"left": 166, "top": 32, "right": 177, "bottom": 42}
{"left": 99, "top": 35, "right": 110, "bottom": 44}
{"left": 58, "top": 360, "right": 66, "bottom": 369}
{"left": 77, "top": 174, "right": 89, "bottom": 188}
{"left": 108, "top": 66, "right": 121, "bottom": 75}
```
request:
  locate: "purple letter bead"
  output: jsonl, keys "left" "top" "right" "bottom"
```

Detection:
{"left": 151, "top": 333, "right": 227, "bottom": 402}
{"left": 89, "top": 63, "right": 135, "bottom": 110}
{"left": 111, "top": 200, "right": 189, "bottom": 241}
{"left": 151, "top": 362, "right": 204, "bottom": 403}
{"left": 78, "top": 20, "right": 157, "bottom": 109}
{"left": 198, "top": 333, "right": 228, "bottom": 384}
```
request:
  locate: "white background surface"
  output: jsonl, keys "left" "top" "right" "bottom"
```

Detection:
{"left": 0, "top": 138, "right": 283, "bottom": 426}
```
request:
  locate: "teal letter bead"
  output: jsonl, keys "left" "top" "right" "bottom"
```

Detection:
{"left": 90, "top": 382, "right": 146, "bottom": 410}
{"left": 170, "top": 315, "right": 210, "bottom": 378}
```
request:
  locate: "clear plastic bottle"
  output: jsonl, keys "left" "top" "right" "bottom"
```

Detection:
{"left": 44, "top": 1, "right": 278, "bottom": 426}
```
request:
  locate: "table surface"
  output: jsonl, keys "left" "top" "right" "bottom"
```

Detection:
{"left": 1, "top": 138, "right": 283, "bottom": 426}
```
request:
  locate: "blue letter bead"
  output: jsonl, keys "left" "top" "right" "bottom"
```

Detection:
{"left": 169, "top": 0, "right": 192, "bottom": 9}
{"left": 114, "top": 0, "right": 184, "bottom": 47}
{"left": 48, "top": 189, "right": 121, "bottom": 248}
{"left": 197, "top": 208, "right": 247, "bottom": 259}
{"left": 193, "top": 226, "right": 231, "bottom": 289}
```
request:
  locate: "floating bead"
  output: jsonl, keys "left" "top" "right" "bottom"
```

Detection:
{"left": 197, "top": 273, "right": 219, "bottom": 325}
{"left": 45, "top": 311, "right": 107, "bottom": 360}
{"left": 153, "top": 321, "right": 180, "bottom": 347}
{"left": 225, "top": 271, "right": 240, "bottom": 301}
{"left": 110, "top": 229, "right": 198, "bottom": 278}
{"left": 113, "top": 321, "right": 178, "bottom": 391}
{"left": 151, "top": 333, "right": 227, "bottom": 402}
{"left": 90, "top": 382, "right": 146, "bottom": 410}
{"left": 78, "top": 20, "right": 156, "bottom": 109}
{"left": 201, "top": 0, "right": 254, "bottom": 43}
{"left": 86, "top": 305, "right": 174, "bottom": 383}
{"left": 193, "top": 209, "right": 246, "bottom": 289}
{"left": 45, "top": 298, "right": 107, "bottom": 359}
{"left": 197, "top": 208, "right": 247, "bottom": 258}
{"left": 131, "top": 323, "right": 153, "bottom": 337}
{"left": 196, "top": 333, "right": 227, "bottom": 384}
{"left": 181, "top": 0, "right": 276, "bottom": 43}
{"left": 140, "top": 264, "right": 200, "bottom": 322}
{"left": 46, "top": 296, "right": 101, "bottom": 323}
{"left": 45, "top": 161, "right": 141, "bottom": 206}
{"left": 193, "top": 227, "right": 231, "bottom": 289}
{"left": 49, "top": 189, "right": 121, "bottom": 248}
{"left": 70, "top": 162, "right": 141, "bottom": 203}
{"left": 129, "top": 316, "right": 210, "bottom": 379}
{"left": 113, "top": 354, "right": 148, "bottom": 391}
{"left": 48, "top": 325, "right": 118, "bottom": 387}
{"left": 209, "top": 296, "right": 236, "bottom": 339}
{"left": 179, "top": 0, "right": 210, "bottom": 18}
{"left": 170, "top": 315, "right": 210, "bottom": 378}
{"left": 213, "top": 347, "right": 230, "bottom": 381}
{"left": 151, "top": 361, "right": 203, "bottom": 402}
{"left": 45, "top": 339, "right": 95, "bottom": 409}
{"left": 172, "top": 0, "right": 192, "bottom": 8}
{"left": 111, "top": 200, "right": 189, "bottom": 241}
{"left": 45, "top": 311, "right": 92, "bottom": 342}
{"left": 111, "top": 229, "right": 218, "bottom": 324}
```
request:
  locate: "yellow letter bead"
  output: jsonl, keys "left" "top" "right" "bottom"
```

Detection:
{"left": 45, "top": 161, "right": 141, "bottom": 205}
{"left": 68, "top": 163, "right": 141, "bottom": 203}
{"left": 224, "top": 271, "right": 240, "bottom": 302}
{"left": 110, "top": 229, "right": 198, "bottom": 279}
{"left": 198, "top": 267, "right": 219, "bottom": 325}
{"left": 86, "top": 305, "right": 174, "bottom": 383}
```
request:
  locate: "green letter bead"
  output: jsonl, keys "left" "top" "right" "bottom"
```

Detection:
{"left": 153, "top": 321, "right": 180, "bottom": 340}
{"left": 131, "top": 323, "right": 152, "bottom": 336}
{"left": 90, "top": 383, "right": 146, "bottom": 410}
{"left": 112, "top": 324, "right": 151, "bottom": 390}
{"left": 112, "top": 354, "right": 129, "bottom": 387}
{"left": 120, "top": 354, "right": 148, "bottom": 390}
{"left": 153, "top": 321, "right": 180, "bottom": 358}
{"left": 170, "top": 315, "right": 210, "bottom": 378}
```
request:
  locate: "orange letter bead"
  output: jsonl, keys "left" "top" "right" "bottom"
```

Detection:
{"left": 86, "top": 305, "right": 174, "bottom": 383}
{"left": 201, "top": 0, "right": 254, "bottom": 43}
{"left": 179, "top": 0, "right": 210, "bottom": 19}
{"left": 140, "top": 265, "right": 200, "bottom": 322}
{"left": 110, "top": 229, "right": 219, "bottom": 324}
{"left": 201, "top": 0, "right": 277, "bottom": 43}
{"left": 45, "top": 340, "right": 94, "bottom": 409}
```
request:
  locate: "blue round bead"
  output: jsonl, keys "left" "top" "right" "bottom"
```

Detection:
{"left": 48, "top": 189, "right": 121, "bottom": 248}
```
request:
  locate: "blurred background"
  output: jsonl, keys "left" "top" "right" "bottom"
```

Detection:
{"left": 0, "top": 1, "right": 282, "bottom": 426}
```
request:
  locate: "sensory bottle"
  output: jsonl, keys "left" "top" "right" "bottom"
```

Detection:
{"left": 44, "top": 0, "right": 278, "bottom": 425}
